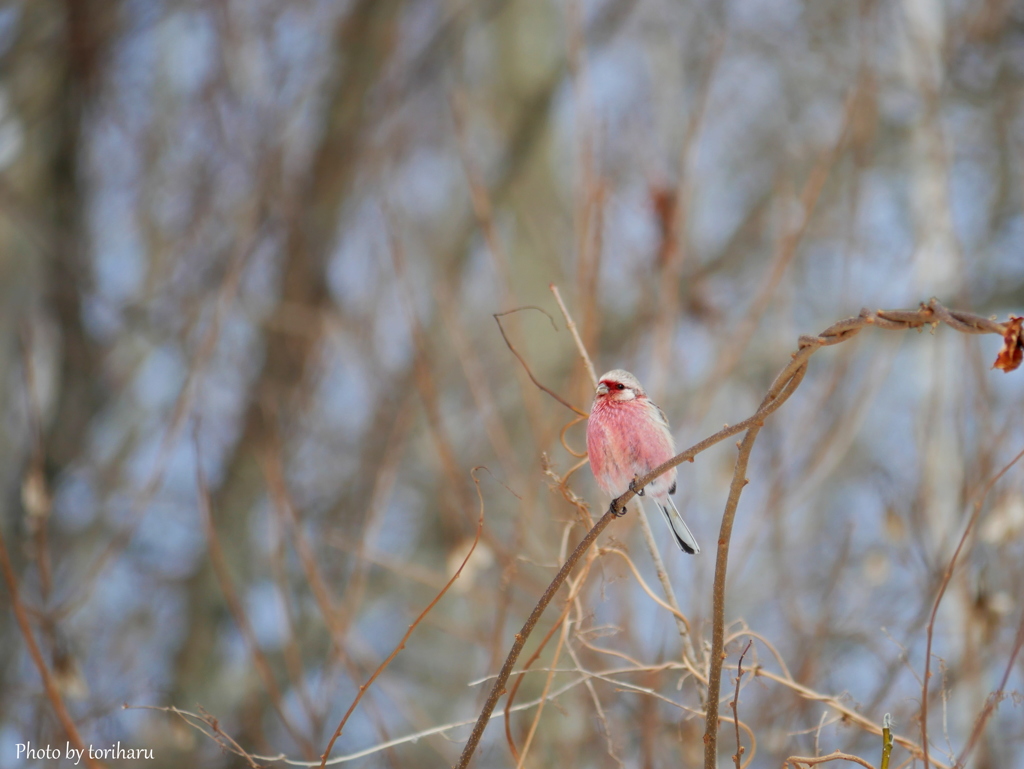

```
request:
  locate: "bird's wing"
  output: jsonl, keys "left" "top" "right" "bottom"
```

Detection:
{"left": 649, "top": 399, "right": 671, "bottom": 430}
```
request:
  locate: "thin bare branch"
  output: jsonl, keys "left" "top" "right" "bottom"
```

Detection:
{"left": 921, "top": 444, "right": 1024, "bottom": 768}
{"left": 550, "top": 283, "right": 597, "bottom": 388}
{"left": 0, "top": 527, "right": 100, "bottom": 769}
{"left": 754, "top": 668, "right": 948, "bottom": 768}
{"left": 954, "top": 606, "right": 1024, "bottom": 767}
{"left": 494, "top": 307, "right": 588, "bottom": 417}
{"left": 196, "top": 441, "right": 317, "bottom": 759}
{"left": 731, "top": 640, "right": 753, "bottom": 769}
{"left": 318, "top": 467, "right": 487, "bottom": 768}
{"left": 453, "top": 509, "right": 616, "bottom": 768}
{"left": 784, "top": 750, "right": 877, "bottom": 769}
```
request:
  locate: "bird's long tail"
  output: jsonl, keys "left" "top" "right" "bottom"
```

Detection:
{"left": 649, "top": 496, "right": 700, "bottom": 555}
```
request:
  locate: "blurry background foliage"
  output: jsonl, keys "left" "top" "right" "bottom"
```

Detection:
{"left": 1, "top": 0, "right": 1023, "bottom": 767}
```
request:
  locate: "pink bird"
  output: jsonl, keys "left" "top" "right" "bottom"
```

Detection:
{"left": 586, "top": 369, "right": 699, "bottom": 554}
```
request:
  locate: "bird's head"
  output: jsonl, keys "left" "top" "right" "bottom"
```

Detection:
{"left": 594, "top": 369, "right": 645, "bottom": 404}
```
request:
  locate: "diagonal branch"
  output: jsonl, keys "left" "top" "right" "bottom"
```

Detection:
{"left": 0, "top": 526, "right": 100, "bottom": 769}
{"left": 494, "top": 307, "right": 589, "bottom": 417}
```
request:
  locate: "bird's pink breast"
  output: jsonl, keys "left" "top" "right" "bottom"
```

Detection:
{"left": 586, "top": 398, "right": 676, "bottom": 499}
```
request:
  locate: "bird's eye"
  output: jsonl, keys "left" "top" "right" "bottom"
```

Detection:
{"left": 616, "top": 383, "right": 625, "bottom": 390}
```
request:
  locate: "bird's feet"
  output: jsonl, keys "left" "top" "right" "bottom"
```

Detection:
{"left": 628, "top": 478, "right": 645, "bottom": 497}
{"left": 609, "top": 501, "right": 628, "bottom": 518}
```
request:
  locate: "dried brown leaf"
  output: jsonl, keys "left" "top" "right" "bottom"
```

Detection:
{"left": 993, "top": 316, "right": 1023, "bottom": 372}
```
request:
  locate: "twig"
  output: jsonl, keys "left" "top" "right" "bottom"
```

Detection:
{"left": 453, "top": 508, "right": 615, "bottom": 768}
{"left": 559, "top": 414, "right": 589, "bottom": 459}
{"left": 598, "top": 546, "right": 691, "bottom": 629}
{"left": 503, "top": 576, "right": 575, "bottom": 760}
{"left": 390, "top": 224, "right": 476, "bottom": 527}
{"left": 548, "top": 663, "right": 758, "bottom": 769}
{"left": 133, "top": 676, "right": 606, "bottom": 767}
{"left": 196, "top": 442, "right": 317, "bottom": 759}
{"left": 494, "top": 307, "right": 588, "bottom": 417}
{"left": 260, "top": 435, "right": 349, "bottom": 634}
{"left": 513, "top": 528, "right": 604, "bottom": 768}
{"left": 753, "top": 667, "right": 948, "bottom": 767}
{"left": 814, "top": 710, "right": 829, "bottom": 757}
{"left": 565, "top": 0, "right": 604, "bottom": 363}
{"left": 126, "top": 704, "right": 262, "bottom": 768}
{"left": 177, "top": 651, "right": 939, "bottom": 768}
{"left": 550, "top": 283, "right": 597, "bottom": 388}
{"left": 260, "top": 434, "right": 400, "bottom": 756}
{"left": 704, "top": 363, "right": 807, "bottom": 766}
{"left": 0, "top": 527, "right": 100, "bottom": 769}
{"left": 319, "top": 467, "right": 487, "bottom": 768}
{"left": 881, "top": 714, "right": 893, "bottom": 769}
{"left": 722, "top": 627, "right": 793, "bottom": 682}
{"left": 439, "top": 281, "right": 523, "bottom": 477}
{"left": 515, "top": 599, "right": 576, "bottom": 767}
{"left": 688, "top": 90, "right": 856, "bottom": 419}
{"left": 731, "top": 640, "right": 753, "bottom": 769}
{"left": 648, "top": 32, "right": 724, "bottom": 400}
{"left": 784, "top": 749, "right": 877, "bottom": 769}
{"left": 635, "top": 502, "right": 700, "bottom": 666}
{"left": 954, "top": 607, "right": 1024, "bottom": 767}
{"left": 59, "top": 229, "right": 256, "bottom": 618}
{"left": 920, "top": 444, "right": 1024, "bottom": 769}
{"left": 564, "top": 606, "right": 623, "bottom": 767}
{"left": 18, "top": 325, "right": 53, "bottom": 600}
{"left": 450, "top": 89, "right": 515, "bottom": 295}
